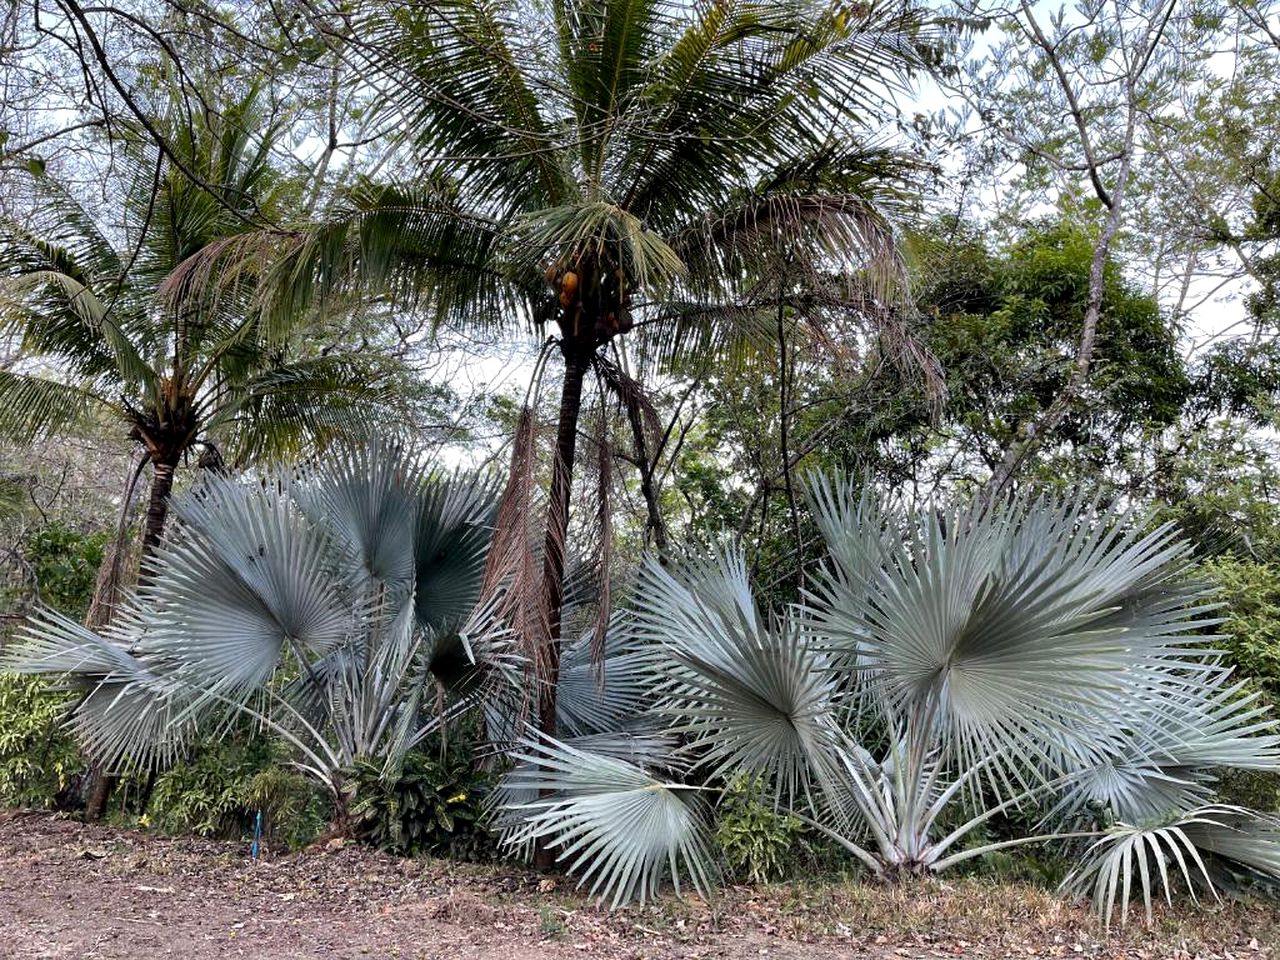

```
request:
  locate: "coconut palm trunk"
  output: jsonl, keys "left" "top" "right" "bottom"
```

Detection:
{"left": 139, "top": 455, "right": 181, "bottom": 573}
{"left": 532, "top": 335, "right": 593, "bottom": 867}
{"left": 84, "top": 448, "right": 183, "bottom": 820}
{"left": 539, "top": 347, "right": 588, "bottom": 737}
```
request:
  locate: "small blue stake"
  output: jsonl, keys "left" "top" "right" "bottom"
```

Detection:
{"left": 251, "top": 809, "right": 262, "bottom": 860}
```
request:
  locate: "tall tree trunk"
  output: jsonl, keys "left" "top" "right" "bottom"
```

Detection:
{"left": 85, "top": 451, "right": 180, "bottom": 821}
{"left": 534, "top": 338, "right": 592, "bottom": 869}
{"left": 538, "top": 342, "right": 591, "bottom": 737}
{"left": 139, "top": 458, "right": 178, "bottom": 574}
{"left": 621, "top": 390, "right": 668, "bottom": 554}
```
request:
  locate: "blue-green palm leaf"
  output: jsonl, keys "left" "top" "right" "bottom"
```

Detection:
{"left": 499, "top": 734, "right": 718, "bottom": 906}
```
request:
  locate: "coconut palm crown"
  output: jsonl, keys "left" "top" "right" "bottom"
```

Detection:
{"left": 0, "top": 86, "right": 410, "bottom": 560}
{"left": 170, "top": 0, "right": 938, "bottom": 771}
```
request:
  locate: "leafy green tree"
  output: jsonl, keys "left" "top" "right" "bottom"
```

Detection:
{"left": 909, "top": 219, "right": 1189, "bottom": 487}
{"left": 670, "top": 217, "right": 1193, "bottom": 605}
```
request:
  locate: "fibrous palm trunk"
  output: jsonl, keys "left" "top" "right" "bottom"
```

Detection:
{"left": 538, "top": 340, "right": 592, "bottom": 737}
{"left": 139, "top": 456, "right": 179, "bottom": 578}
{"left": 84, "top": 449, "right": 182, "bottom": 820}
{"left": 533, "top": 336, "right": 592, "bottom": 868}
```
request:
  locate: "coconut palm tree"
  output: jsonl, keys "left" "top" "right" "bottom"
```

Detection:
{"left": 0, "top": 87, "right": 408, "bottom": 566}
{"left": 171, "top": 0, "right": 936, "bottom": 772}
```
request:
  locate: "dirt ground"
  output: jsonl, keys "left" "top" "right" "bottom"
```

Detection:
{"left": 1, "top": 810, "right": 1277, "bottom": 960}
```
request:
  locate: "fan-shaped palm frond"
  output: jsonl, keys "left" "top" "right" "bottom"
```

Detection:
{"left": 597, "top": 478, "right": 1280, "bottom": 906}
{"left": 3, "top": 608, "right": 197, "bottom": 772}
{"left": 140, "top": 473, "right": 357, "bottom": 701}
{"left": 499, "top": 733, "right": 719, "bottom": 906}
{"left": 1064, "top": 805, "right": 1280, "bottom": 928}
{"left": 631, "top": 547, "right": 842, "bottom": 802}
{"left": 4, "top": 437, "right": 506, "bottom": 793}
{"left": 554, "top": 625, "right": 655, "bottom": 738}
{"left": 806, "top": 483, "right": 1219, "bottom": 791}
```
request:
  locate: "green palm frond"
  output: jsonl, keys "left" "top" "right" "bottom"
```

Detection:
{"left": 168, "top": 181, "right": 519, "bottom": 339}
{"left": 499, "top": 733, "right": 719, "bottom": 906}
{"left": 203, "top": 354, "right": 413, "bottom": 466}
{"left": 0, "top": 221, "right": 155, "bottom": 388}
{"left": 621, "top": 0, "right": 928, "bottom": 225}
{"left": 0, "top": 371, "right": 113, "bottom": 443}
{"left": 357, "top": 0, "right": 573, "bottom": 208}
{"left": 516, "top": 202, "right": 686, "bottom": 295}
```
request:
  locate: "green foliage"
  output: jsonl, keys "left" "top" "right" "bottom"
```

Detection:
{"left": 913, "top": 218, "right": 1190, "bottom": 479}
{"left": 0, "top": 673, "right": 81, "bottom": 807}
{"left": 24, "top": 521, "right": 107, "bottom": 615}
{"left": 148, "top": 736, "right": 324, "bottom": 850}
{"left": 348, "top": 748, "right": 494, "bottom": 858}
{"left": 1, "top": 519, "right": 108, "bottom": 635}
{"left": 1202, "top": 556, "right": 1280, "bottom": 698}
{"left": 715, "top": 775, "right": 807, "bottom": 884}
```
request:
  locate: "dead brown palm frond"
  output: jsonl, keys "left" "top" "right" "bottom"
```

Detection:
{"left": 675, "top": 192, "right": 907, "bottom": 303}
{"left": 594, "top": 354, "right": 661, "bottom": 462}
{"left": 158, "top": 229, "right": 296, "bottom": 307}
{"left": 481, "top": 406, "right": 550, "bottom": 691}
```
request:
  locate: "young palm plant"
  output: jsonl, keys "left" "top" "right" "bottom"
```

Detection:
{"left": 499, "top": 477, "right": 1280, "bottom": 915}
{"left": 3, "top": 439, "right": 501, "bottom": 820}
{"left": 169, "top": 0, "right": 937, "bottom": 770}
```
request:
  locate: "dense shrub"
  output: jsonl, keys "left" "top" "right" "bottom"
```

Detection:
{"left": 148, "top": 737, "right": 325, "bottom": 849}
{"left": 1, "top": 522, "right": 109, "bottom": 628}
{"left": 24, "top": 522, "right": 109, "bottom": 613}
{"left": 0, "top": 673, "right": 81, "bottom": 807}
{"left": 348, "top": 747, "right": 494, "bottom": 859}
{"left": 1202, "top": 556, "right": 1280, "bottom": 697}
{"left": 714, "top": 775, "right": 808, "bottom": 884}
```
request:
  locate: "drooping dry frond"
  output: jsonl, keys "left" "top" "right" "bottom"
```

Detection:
{"left": 482, "top": 406, "right": 551, "bottom": 679}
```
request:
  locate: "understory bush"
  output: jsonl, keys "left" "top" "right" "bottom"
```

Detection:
{"left": 349, "top": 746, "right": 495, "bottom": 858}
{"left": 0, "top": 673, "right": 81, "bottom": 807}
{"left": 1202, "top": 556, "right": 1280, "bottom": 698}
{"left": 1, "top": 521, "right": 109, "bottom": 626}
{"left": 148, "top": 737, "right": 325, "bottom": 849}
{"left": 715, "top": 775, "right": 809, "bottom": 884}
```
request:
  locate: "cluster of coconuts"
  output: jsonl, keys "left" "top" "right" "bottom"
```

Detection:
{"left": 544, "top": 257, "right": 634, "bottom": 342}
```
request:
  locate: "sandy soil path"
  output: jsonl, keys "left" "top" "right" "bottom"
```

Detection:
{"left": 2, "top": 810, "right": 1275, "bottom": 959}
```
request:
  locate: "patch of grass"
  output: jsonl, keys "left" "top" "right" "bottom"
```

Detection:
{"left": 538, "top": 904, "right": 566, "bottom": 939}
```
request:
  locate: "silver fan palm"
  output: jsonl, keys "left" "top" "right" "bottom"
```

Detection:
{"left": 5, "top": 439, "right": 511, "bottom": 814}
{"left": 501, "top": 476, "right": 1280, "bottom": 913}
